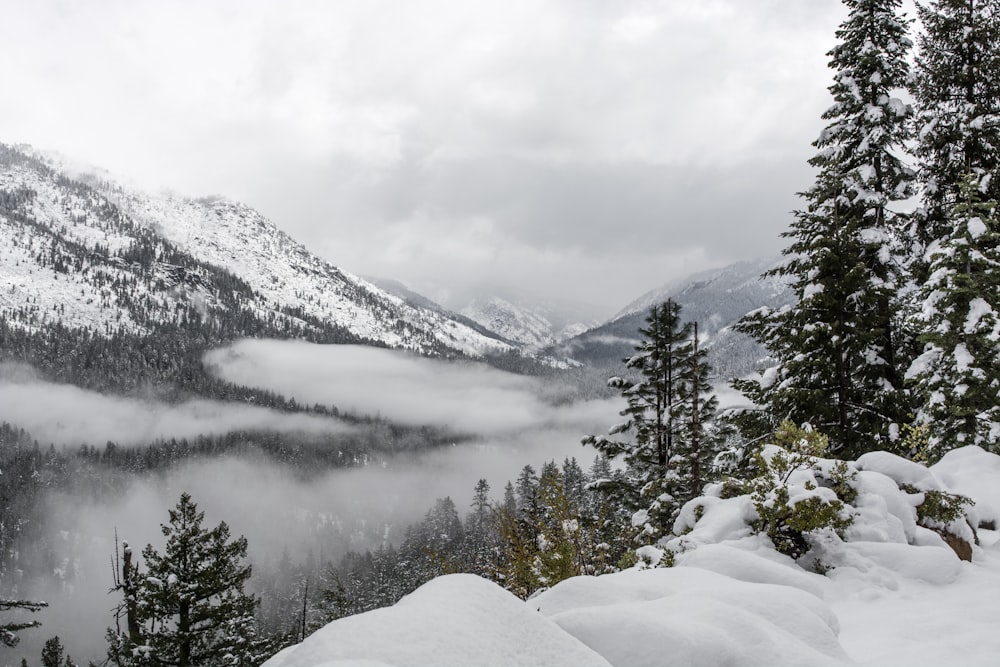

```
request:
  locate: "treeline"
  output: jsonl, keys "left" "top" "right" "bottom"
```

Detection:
{"left": 252, "top": 456, "right": 631, "bottom": 642}
{"left": 0, "top": 419, "right": 462, "bottom": 605}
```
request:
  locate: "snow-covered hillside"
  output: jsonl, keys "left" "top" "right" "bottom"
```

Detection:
{"left": 612, "top": 257, "right": 789, "bottom": 321}
{"left": 0, "top": 144, "right": 513, "bottom": 357}
{"left": 265, "top": 445, "right": 1000, "bottom": 667}
{"left": 460, "top": 296, "right": 557, "bottom": 349}
{"left": 459, "top": 295, "right": 595, "bottom": 350}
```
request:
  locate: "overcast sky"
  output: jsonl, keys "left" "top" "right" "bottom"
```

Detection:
{"left": 1, "top": 0, "right": 868, "bottom": 319}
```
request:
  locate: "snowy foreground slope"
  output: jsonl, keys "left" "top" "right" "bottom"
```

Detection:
{"left": 265, "top": 446, "right": 1000, "bottom": 667}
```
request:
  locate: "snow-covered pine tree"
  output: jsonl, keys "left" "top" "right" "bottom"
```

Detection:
{"left": 583, "top": 300, "right": 720, "bottom": 543}
{"left": 735, "top": 0, "right": 915, "bottom": 457}
{"left": 906, "top": 175, "right": 1000, "bottom": 455}
{"left": 107, "top": 493, "right": 260, "bottom": 667}
{"left": 909, "top": 0, "right": 1000, "bottom": 262}
{"left": 0, "top": 598, "right": 47, "bottom": 648}
{"left": 677, "top": 322, "right": 726, "bottom": 503}
{"left": 463, "top": 479, "right": 503, "bottom": 579}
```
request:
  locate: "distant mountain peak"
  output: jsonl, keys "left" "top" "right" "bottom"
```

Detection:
{"left": 554, "top": 257, "right": 793, "bottom": 378}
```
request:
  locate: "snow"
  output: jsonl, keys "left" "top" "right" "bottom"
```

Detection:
{"left": 931, "top": 446, "right": 1000, "bottom": 529}
{"left": 261, "top": 574, "right": 611, "bottom": 667}
{"left": 964, "top": 297, "right": 995, "bottom": 334}
{"left": 270, "top": 447, "right": 1000, "bottom": 667}
{"left": 967, "top": 216, "right": 987, "bottom": 239}
{"left": 535, "top": 568, "right": 846, "bottom": 667}
{"left": 855, "top": 450, "right": 940, "bottom": 491}
{"left": 0, "top": 150, "right": 517, "bottom": 357}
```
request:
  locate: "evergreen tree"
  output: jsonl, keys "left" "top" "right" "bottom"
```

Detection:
{"left": 41, "top": 636, "right": 65, "bottom": 667}
{"left": 735, "top": 0, "right": 915, "bottom": 457}
{"left": 0, "top": 598, "right": 47, "bottom": 648}
{"left": 464, "top": 479, "right": 502, "bottom": 579}
{"left": 906, "top": 175, "right": 1000, "bottom": 455}
{"left": 677, "top": 322, "right": 727, "bottom": 502}
{"left": 514, "top": 465, "right": 539, "bottom": 519}
{"left": 107, "top": 493, "right": 260, "bottom": 667}
{"left": 910, "top": 0, "right": 1000, "bottom": 259}
{"left": 583, "top": 300, "right": 721, "bottom": 543}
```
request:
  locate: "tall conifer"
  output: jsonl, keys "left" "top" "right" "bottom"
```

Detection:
{"left": 583, "top": 301, "right": 721, "bottom": 542}
{"left": 107, "top": 494, "right": 259, "bottom": 667}
{"left": 906, "top": 176, "right": 1000, "bottom": 454}
{"left": 910, "top": 0, "right": 1000, "bottom": 257}
{"left": 906, "top": 0, "right": 1000, "bottom": 455}
{"left": 735, "top": 0, "right": 914, "bottom": 457}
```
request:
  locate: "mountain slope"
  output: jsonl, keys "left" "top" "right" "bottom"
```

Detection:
{"left": 456, "top": 294, "right": 596, "bottom": 350}
{"left": 459, "top": 296, "right": 558, "bottom": 349}
{"left": 552, "top": 258, "right": 793, "bottom": 379}
{"left": 0, "top": 144, "right": 513, "bottom": 357}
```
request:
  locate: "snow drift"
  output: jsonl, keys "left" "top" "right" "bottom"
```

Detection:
{"left": 265, "top": 446, "right": 1000, "bottom": 667}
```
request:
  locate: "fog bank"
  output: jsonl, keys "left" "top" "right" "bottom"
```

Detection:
{"left": 204, "top": 340, "right": 586, "bottom": 434}
{"left": 0, "top": 363, "right": 352, "bottom": 447}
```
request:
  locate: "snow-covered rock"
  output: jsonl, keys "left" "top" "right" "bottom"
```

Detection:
{"left": 261, "top": 574, "right": 611, "bottom": 667}
{"left": 931, "top": 445, "right": 1000, "bottom": 529}
{"left": 534, "top": 567, "right": 847, "bottom": 667}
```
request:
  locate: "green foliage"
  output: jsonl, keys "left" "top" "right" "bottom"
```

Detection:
{"left": 771, "top": 420, "right": 829, "bottom": 459}
{"left": 751, "top": 485, "right": 853, "bottom": 561}
{"left": 910, "top": 0, "right": 1000, "bottom": 253}
{"left": 911, "top": 488, "right": 975, "bottom": 528}
{"left": 107, "top": 494, "right": 261, "bottom": 667}
{"left": 822, "top": 460, "right": 859, "bottom": 506}
{"left": 717, "top": 477, "right": 749, "bottom": 500}
{"left": 907, "top": 175, "right": 1000, "bottom": 457}
{"left": 42, "top": 636, "right": 73, "bottom": 667}
{"left": 899, "top": 423, "right": 932, "bottom": 462}
{"left": 748, "top": 424, "right": 855, "bottom": 561}
{"left": 494, "top": 464, "right": 606, "bottom": 597}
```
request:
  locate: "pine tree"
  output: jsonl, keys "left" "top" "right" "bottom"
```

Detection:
{"left": 910, "top": 0, "right": 1000, "bottom": 259}
{"left": 583, "top": 300, "right": 721, "bottom": 543}
{"left": 107, "top": 493, "right": 260, "bottom": 667}
{"left": 41, "top": 636, "right": 65, "bottom": 667}
{"left": 906, "top": 175, "right": 1000, "bottom": 454}
{"left": 735, "top": 0, "right": 915, "bottom": 457}
{"left": 0, "top": 598, "right": 47, "bottom": 648}
{"left": 463, "top": 479, "right": 502, "bottom": 579}
{"left": 514, "top": 465, "right": 539, "bottom": 519}
{"left": 677, "top": 322, "right": 726, "bottom": 502}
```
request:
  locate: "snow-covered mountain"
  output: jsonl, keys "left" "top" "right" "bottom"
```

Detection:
{"left": 456, "top": 294, "right": 596, "bottom": 350}
{"left": 459, "top": 296, "right": 553, "bottom": 349}
{"left": 552, "top": 258, "right": 794, "bottom": 379}
{"left": 0, "top": 144, "right": 513, "bottom": 357}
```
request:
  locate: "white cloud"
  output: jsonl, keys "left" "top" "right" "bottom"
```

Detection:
{"left": 0, "top": 365, "right": 351, "bottom": 447}
{"left": 203, "top": 339, "right": 621, "bottom": 435}
{"left": 0, "top": 0, "right": 851, "bottom": 315}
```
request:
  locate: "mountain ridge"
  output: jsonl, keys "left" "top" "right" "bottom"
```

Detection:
{"left": 551, "top": 257, "right": 793, "bottom": 379}
{"left": 0, "top": 143, "right": 515, "bottom": 359}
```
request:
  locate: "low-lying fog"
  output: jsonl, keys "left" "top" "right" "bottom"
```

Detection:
{"left": 1, "top": 342, "right": 622, "bottom": 662}
{"left": 0, "top": 361, "right": 353, "bottom": 446}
